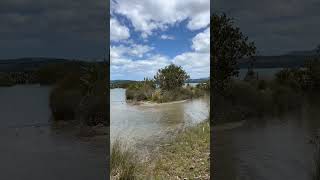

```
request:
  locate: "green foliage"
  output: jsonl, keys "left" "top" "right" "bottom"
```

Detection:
{"left": 196, "top": 80, "right": 210, "bottom": 91}
{"left": 36, "top": 62, "right": 76, "bottom": 85}
{"left": 49, "top": 62, "right": 107, "bottom": 126}
{"left": 211, "top": 13, "right": 256, "bottom": 94}
{"left": 275, "top": 68, "right": 307, "bottom": 91}
{"left": 0, "top": 73, "right": 14, "bottom": 86}
{"left": 215, "top": 79, "right": 305, "bottom": 123}
{"left": 154, "top": 64, "right": 189, "bottom": 91}
{"left": 49, "top": 72, "right": 82, "bottom": 121}
{"left": 110, "top": 80, "right": 138, "bottom": 89}
{"left": 126, "top": 78, "right": 156, "bottom": 101}
{"left": 305, "top": 58, "right": 320, "bottom": 91}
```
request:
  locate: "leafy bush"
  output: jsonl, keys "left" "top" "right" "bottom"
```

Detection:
{"left": 49, "top": 63, "right": 107, "bottom": 126}
{"left": 0, "top": 73, "right": 14, "bottom": 86}
{"left": 49, "top": 72, "right": 82, "bottom": 121}
{"left": 154, "top": 64, "right": 189, "bottom": 91}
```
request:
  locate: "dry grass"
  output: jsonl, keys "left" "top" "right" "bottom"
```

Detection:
{"left": 110, "top": 121, "right": 210, "bottom": 179}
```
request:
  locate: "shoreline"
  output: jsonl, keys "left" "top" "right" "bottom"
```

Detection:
{"left": 126, "top": 99, "right": 189, "bottom": 106}
{"left": 137, "top": 99, "right": 189, "bottom": 106}
{"left": 111, "top": 120, "right": 210, "bottom": 179}
{"left": 212, "top": 120, "right": 246, "bottom": 131}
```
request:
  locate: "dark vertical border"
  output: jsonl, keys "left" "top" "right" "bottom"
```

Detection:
{"left": 210, "top": 1, "right": 214, "bottom": 179}
{"left": 105, "top": 0, "right": 110, "bottom": 178}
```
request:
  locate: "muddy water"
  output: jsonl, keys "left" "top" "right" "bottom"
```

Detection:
{"left": 110, "top": 88, "right": 209, "bottom": 149}
{"left": 213, "top": 107, "right": 320, "bottom": 180}
{"left": 0, "top": 85, "right": 106, "bottom": 180}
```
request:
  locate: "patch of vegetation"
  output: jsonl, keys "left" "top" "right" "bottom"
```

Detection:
{"left": 147, "top": 121, "right": 210, "bottom": 179}
{"left": 0, "top": 73, "right": 14, "bottom": 86}
{"left": 211, "top": 12, "right": 320, "bottom": 125}
{"left": 125, "top": 64, "right": 208, "bottom": 103}
{"left": 110, "top": 121, "right": 210, "bottom": 179}
{"left": 49, "top": 72, "right": 82, "bottom": 121}
{"left": 49, "top": 62, "right": 107, "bottom": 127}
{"left": 110, "top": 139, "right": 140, "bottom": 179}
{"left": 110, "top": 80, "right": 139, "bottom": 89}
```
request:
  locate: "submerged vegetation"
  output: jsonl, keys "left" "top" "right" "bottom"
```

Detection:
{"left": 125, "top": 64, "right": 209, "bottom": 103}
{"left": 110, "top": 121, "right": 210, "bottom": 179}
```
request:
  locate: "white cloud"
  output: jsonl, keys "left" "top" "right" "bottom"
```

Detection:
{"left": 111, "top": 43, "right": 166, "bottom": 80}
{"left": 173, "top": 52, "right": 209, "bottom": 78}
{"left": 191, "top": 27, "right": 210, "bottom": 52}
{"left": 111, "top": 0, "right": 210, "bottom": 38}
{"left": 172, "top": 27, "right": 210, "bottom": 78}
{"left": 187, "top": 12, "right": 210, "bottom": 30}
{"left": 160, "top": 34, "right": 175, "bottom": 40}
{"left": 111, "top": 54, "right": 170, "bottom": 80}
{"left": 111, "top": 43, "right": 154, "bottom": 59}
{"left": 110, "top": 17, "right": 130, "bottom": 42}
{"left": 111, "top": 27, "right": 210, "bottom": 80}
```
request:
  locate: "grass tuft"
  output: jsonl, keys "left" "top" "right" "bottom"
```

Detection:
{"left": 111, "top": 139, "right": 139, "bottom": 180}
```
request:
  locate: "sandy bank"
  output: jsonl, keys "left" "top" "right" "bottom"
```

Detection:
{"left": 127, "top": 99, "right": 189, "bottom": 106}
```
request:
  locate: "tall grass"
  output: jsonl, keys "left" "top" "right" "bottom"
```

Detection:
{"left": 110, "top": 121, "right": 210, "bottom": 179}
{"left": 313, "top": 138, "right": 320, "bottom": 180}
{"left": 214, "top": 79, "right": 305, "bottom": 124}
{"left": 111, "top": 140, "right": 139, "bottom": 179}
{"left": 149, "top": 121, "right": 210, "bottom": 178}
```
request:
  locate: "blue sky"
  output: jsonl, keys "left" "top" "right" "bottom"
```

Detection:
{"left": 110, "top": 0, "right": 210, "bottom": 80}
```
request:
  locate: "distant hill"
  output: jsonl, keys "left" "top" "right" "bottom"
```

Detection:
{"left": 239, "top": 49, "right": 319, "bottom": 69}
{"left": 0, "top": 57, "right": 70, "bottom": 72}
{"left": 111, "top": 78, "right": 208, "bottom": 84}
{"left": 185, "top": 78, "right": 209, "bottom": 83}
{"left": 110, "top": 80, "right": 138, "bottom": 84}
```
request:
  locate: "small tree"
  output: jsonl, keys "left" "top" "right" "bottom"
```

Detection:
{"left": 211, "top": 13, "right": 256, "bottom": 95}
{"left": 211, "top": 13, "right": 256, "bottom": 124}
{"left": 154, "top": 64, "right": 190, "bottom": 91}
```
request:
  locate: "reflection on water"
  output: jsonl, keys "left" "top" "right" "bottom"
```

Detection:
{"left": 0, "top": 85, "right": 106, "bottom": 180}
{"left": 214, "top": 107, "right": 320, "bottom": 180}
{"left": 110, "top": 88, "right": 209, "bottom": 148}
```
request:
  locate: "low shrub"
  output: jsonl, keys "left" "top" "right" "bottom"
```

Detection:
{"left": 50, "top": 72, "right": 82, "bottom": 121}
{"left": 0, "top": 73, "right": 14, "bottom": 86}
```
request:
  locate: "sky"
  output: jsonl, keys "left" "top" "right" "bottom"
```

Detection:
{"left": 110, "top": 0, "right": 210, "bottom": 80}
{"left": 0, "top": 0, "right": 107, "bottom": 60}
{"left": 213, "top": 0, "right": 320, "bottom": 56}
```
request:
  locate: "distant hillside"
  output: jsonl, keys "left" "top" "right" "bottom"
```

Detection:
{"left": 0, "top": 57, "right": 70, "bottom": 72}
{"left": 239, "top": 49, "right": 319, "bottom": 69}
{"left": 110, "top": 80, "right": 138, "bottom": 84}
{"left": 111, "top": 78, "right": 208, "bottom": 84}
{"left": 185, "top": 78, "right": 209, "bottom": 83}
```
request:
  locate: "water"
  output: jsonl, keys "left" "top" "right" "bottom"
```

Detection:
{"left": 0, "top": 85, "right": 106, "bottom": 180}
{"left": 213, "top": 107, "right": 320, "bottom": 180}
{"left": 238, "top": 68, "right": 282, "bottom": 80}
{"left": 110, "top": 88, "right": 209, "bottom": 149}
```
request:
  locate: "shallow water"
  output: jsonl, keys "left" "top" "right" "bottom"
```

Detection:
{"left": 110, "top": 88, "right": 209, "bottom": 149}
{"left": 213, "top": 107, "right": 320, "bottom": 180}
{"left": 0, "top": 85, "right": 106, "bottom": 180}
